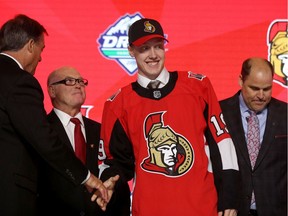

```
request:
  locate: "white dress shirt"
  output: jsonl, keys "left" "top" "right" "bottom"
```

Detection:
{"left": 53, "top": 108, "right": 87, "bottom": 151}
{"left": 137, "top": 67, "right": 170, "bottom": 88}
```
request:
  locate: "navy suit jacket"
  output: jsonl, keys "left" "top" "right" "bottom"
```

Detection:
{"left": 0, "top": 54, "right": 88, "bottom": 216}
{"left": 220, "top": 91, "right": 287, "bottom": 216}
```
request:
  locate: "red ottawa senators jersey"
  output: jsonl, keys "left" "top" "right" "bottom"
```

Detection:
{"left": 99, "top": 71, "right": 239, "bottom": 216}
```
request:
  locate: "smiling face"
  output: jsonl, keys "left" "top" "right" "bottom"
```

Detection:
{"left": 128, "top": 38, "right": 165, "bottom": 80}
{"left": 239, "top": 58, "right": 273, "bottom": 112}
{"left": 48, "top": 67, "right": 86, "bottom": 116}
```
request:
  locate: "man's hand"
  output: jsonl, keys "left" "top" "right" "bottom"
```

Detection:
{"left": 84, "top": 173, "right": 108, "bottom": 209}
{"left": 103, "top": 175, "right": 120, "bottom": 202}
{"left": 93, "top": 175, "right": 120, "bottom": 211}
{"left": 218, "top": 209, "right": 237, "bottom": 216}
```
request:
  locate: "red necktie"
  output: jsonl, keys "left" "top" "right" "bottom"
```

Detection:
{"left": 70, "top": 118, "right": 86, "bottom": 164}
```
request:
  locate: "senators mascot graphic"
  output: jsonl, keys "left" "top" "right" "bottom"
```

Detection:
{"left": 267, "top": 19, "right": 288, "bottom": 87}
{"left": 141, "top": 112, "right": 194, "bottom": 177}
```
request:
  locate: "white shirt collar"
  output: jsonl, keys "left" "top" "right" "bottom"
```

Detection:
{"left": 53, "top": 108, "right": 84, "bottom": 126}
{"left": 0, "top": 53, "right": 23, "bottom": 69}
{"left": 137, "top": 67, "right": 170, "bottom": 88}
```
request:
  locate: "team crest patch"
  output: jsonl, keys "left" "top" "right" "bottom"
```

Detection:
{"left": 187, "top": 71, "right": 206, "bottom": 80}
{"left": 267, "top": 19, "right": 288, "bottom": 87}
{"left": 141, "top": 112, "right": 194, "bottom": 177}
{"left": 144, "top": 21, "right": 156, "bottom": 33}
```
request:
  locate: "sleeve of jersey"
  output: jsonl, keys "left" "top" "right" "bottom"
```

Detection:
{"left": 98, "top": 99, "right": 135, "bottom": 184}
{"left": 203, "top": 77, "right": 240, "bottom": 211}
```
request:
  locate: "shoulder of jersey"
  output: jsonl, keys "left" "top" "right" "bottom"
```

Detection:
{"left": 107, "top": 88, "right": 121, "bottom": 102}
{"left": 107, "top": 83, "right": 133, "bottom": 102}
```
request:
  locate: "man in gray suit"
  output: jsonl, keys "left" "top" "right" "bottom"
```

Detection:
{"left": 220, "top": 57, "right": 287, "bottom": 216}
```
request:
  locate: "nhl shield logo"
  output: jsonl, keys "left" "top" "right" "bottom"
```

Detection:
{"left": 153, "top": 90, "right": 161, "bottom": 99}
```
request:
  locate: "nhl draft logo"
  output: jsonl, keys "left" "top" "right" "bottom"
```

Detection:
{"left": 267, "top": 19, "right": 288, "bottom": 87}
{"left": 141, "top": 112, "right": 194, "bottom": 177}
{"left": 97, "top": 13, "right": 143, "bottom": 76}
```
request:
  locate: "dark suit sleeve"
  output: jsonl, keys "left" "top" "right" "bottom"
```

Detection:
{"left": 6, "top": 73, "right": 88, "bottom": 185}
{"left": 84, "top": 117, "right": 101, "bottom": 176}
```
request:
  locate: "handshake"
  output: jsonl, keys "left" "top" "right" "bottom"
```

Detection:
{"left": 85, "top": 174, "right": 120, "bottom": 211}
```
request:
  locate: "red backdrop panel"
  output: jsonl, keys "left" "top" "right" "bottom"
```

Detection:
{"left": 0, "top": 0, "right": 287, "bottom": 121}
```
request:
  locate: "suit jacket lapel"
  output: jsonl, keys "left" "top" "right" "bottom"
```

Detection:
{"left": 48, "top": 111, "right": 99, "bottom": 175}
{"left": 254, "top": 99, "right": 278, "bottom": 170}
{"left": 47, "top": 110, "right": 74, "bottom": 152}
{"left": 83, "top": 117, "right": 99, "bottom": 175}
{"left": 223, "top": 93, "right": 252, "bottom": 168}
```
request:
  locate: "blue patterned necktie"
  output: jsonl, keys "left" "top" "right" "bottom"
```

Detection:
{"left": 247, "top": 111, "right": 260, "bottom": 168}
{"left": 247, "top": 111, "right": 260, "bottom": 207}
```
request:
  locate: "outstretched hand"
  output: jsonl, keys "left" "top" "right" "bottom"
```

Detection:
{"left": 88, "top": 174, "right": 120, "bottom": 211}
{"left": 94, "top": 175, "right": 120, "bottom": 211}
{"left": 218, "top": 209, "right": 237, "bottom": 216}
{"left": 84, "top": 173, "right": 108, "bottom": 209}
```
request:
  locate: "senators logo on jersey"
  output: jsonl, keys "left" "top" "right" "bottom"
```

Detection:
{"left": 141, "top": 112, "right": 194, "bottom": 177}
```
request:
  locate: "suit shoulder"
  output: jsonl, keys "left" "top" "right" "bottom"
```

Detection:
{"left": 270, "top": 98, "right": 287, "bottom": 115}
{"left": 47, "top": 110, "right": 55, "bottom": 118}
{"left": 220, "top": 97, "right": 234, "bottom": 106}
{"left": 0, "top": 62, "right": 40, "bottom": 96}
{"left": 272, "top": 97, "right": 287, "bottom": 106}
{"left": 83, "top": 116, "right": 101, "bottom": 128}
{"left": 220, "top": 92, "right": 240, "bottom": 105}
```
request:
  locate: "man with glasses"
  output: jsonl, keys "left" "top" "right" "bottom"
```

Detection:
{"left": 38, "top": 66, "right": 131, "bottom": 216}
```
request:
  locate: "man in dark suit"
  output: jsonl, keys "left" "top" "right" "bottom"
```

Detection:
{"left": 220, "top": 57, "right": 287, "bottom": 216}
{"left": 38, "top": 66, "right": 131, "bottom": 216}
{"left": 0, "top": 14, "right": 114, "bottom": 216}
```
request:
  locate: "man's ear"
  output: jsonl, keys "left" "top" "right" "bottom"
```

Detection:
{"left": 48, "top": 85, "right": 56, "bottom": 98}
{"left": 238, "top": 75, "right": 243, "bottom": 87}
{"left": 128, "top": 46, "right": 135, "bottom": 57}
{"left": 26, "top": 39, "right": 35, "bottom": 53}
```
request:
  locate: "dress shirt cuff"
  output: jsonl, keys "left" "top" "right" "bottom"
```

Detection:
{"left": 82, "top": 170, "right": 91, "bottom": 184}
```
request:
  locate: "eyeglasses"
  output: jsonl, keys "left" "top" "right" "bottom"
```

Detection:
{"left": 50, "top": 78, "right": 88, "bottom": 86}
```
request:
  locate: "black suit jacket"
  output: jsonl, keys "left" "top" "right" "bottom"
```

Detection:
{"left": 38, "top": 110, "right": 101, "bottom": 216}
{"left": 38, "top": 110, "right": 131, "bottom": 216}
{"left": 0, "top": 55, "right": 88, "bottom": 216}
{"left": 220, "top": 91, "right": 287, "bottom": 216}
